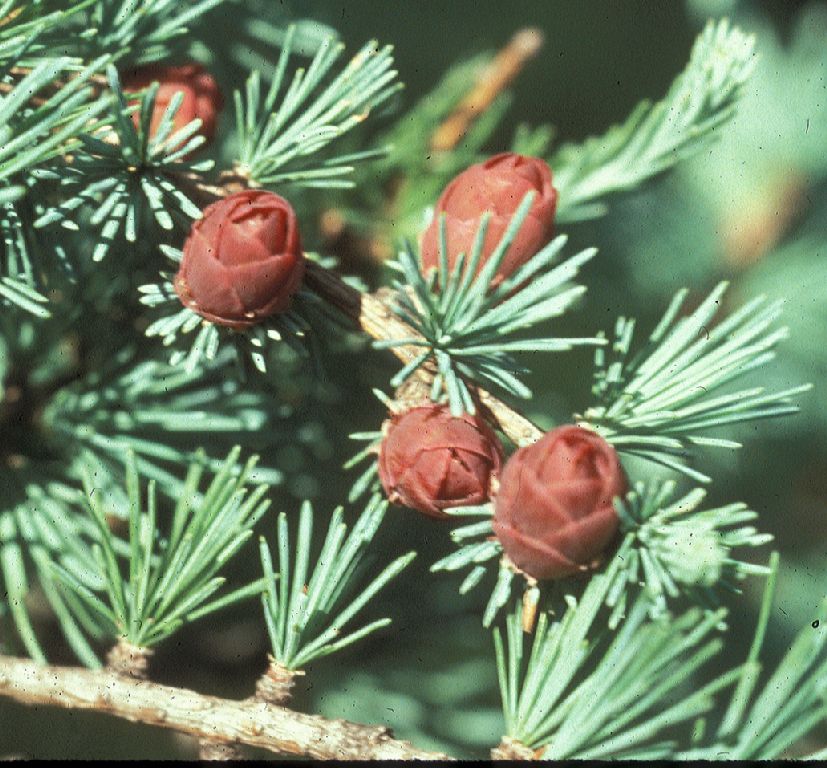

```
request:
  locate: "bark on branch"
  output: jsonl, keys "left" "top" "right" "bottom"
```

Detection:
{"left": 303, "top": 260, "right": 543, "bottom": 446}
{"left": 0, "top": 654, "right": 452, "bottom": 761}
{"left": 178, "top": 173, "right": 544, "bottom": 446}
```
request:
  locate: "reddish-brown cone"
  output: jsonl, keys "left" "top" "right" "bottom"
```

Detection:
{"left": 121, "top": 62, "right": 223, "bottom": 145}
{"left": 174, "top": 190, "right": 305, "bottom": 328}
{"left": 492, "top": 425, "right": 626, "bottom": 580}
{"left": 378, "top": 404, "right": 504, "bottom": 519}
{"left": 420, "top": 152, "right": 557, "bottom": 284}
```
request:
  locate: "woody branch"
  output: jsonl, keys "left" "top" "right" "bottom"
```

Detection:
{"left": 0, "top": 653, "right": 451, "bottom": 761}
{"left": 175, "top": 171, "right": 544, "bottom": 447}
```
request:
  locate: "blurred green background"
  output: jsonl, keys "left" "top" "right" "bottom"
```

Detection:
{"left": 2, "top": 0, "right": 826, "bottom": 758}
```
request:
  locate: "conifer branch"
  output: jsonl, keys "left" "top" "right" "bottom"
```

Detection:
{"left": 381, "top": 201, "right": 602, "bottom": 415}
{"left": 34, "top": 65, "right": 212, "bottom": 263}
{"left": 0, "top": 653, "right": 452, "bottom": 760}
{"left": 258, "top": 495, "right": 415, "bottom": 671}
{"left": 582, "top": 281, "right": 810, "bottom": 482}
{"left": 0, "top": 54, "right": 112, "bottom": 312}
{"left": 234, "top": 26, "right": 400, "bottom": 188}
{"left": 551, "top": 19, "right": 756, "bottom": 223}
{"left": 302, "top": 259, "right": 543, "bottom": 447}
{"left": 179, "top": 151, "right": 545, "bottom": 447}
{"left": 47, "top": 447, "right": 271, "bottom": 650}
{"left": 493, "top": 558, "right": 742, "bottom": 760}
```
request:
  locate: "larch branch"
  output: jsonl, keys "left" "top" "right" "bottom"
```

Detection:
{"left": 303, "top": 260, "right": 543, "bottom": 446}
{"left": 0, "top": 654, "right": 452, "bottom": 761}
{"left": 179, "top": 173, "right": 544, "bottom": 446}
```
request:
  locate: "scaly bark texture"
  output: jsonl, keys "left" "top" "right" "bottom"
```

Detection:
{"left": 302, "top": 260, "right": 544, "bottom": 447}
{"left": 106, "top": 640, "right": 153, "bottom": 679}
{"left": 253, "top": 657, "right": 298, "bottom": 706}
{"left": 0, "top": 654, "right": 452, "bottom": 761}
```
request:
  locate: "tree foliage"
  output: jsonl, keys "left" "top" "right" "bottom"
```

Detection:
{"left": 0, "top": 3, "right": 823, "bottom": 761}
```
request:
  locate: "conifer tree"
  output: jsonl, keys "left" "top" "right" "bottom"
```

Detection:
{"left": 0, "top": 1, "right": 825, "bottom": 760}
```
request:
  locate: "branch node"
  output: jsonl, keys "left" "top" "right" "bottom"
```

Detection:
{"left": 106, "top": 639, "right": 153, "bottom": 679}
{"left": 254, "top": 657, "right": 300, "bottom": 706}
{"left": 491, "top": 737, "right": 542, "bottom": 760}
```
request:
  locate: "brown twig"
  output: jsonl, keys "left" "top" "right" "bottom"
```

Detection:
{"left": 198, "top": 740, "right": 243, "bottom": 760}
{"left": 302, "top": 260, "right": 543, "bottom": 446}
{"left": 0, "top": 6, "right": 22, "bottom": 26}
{"left": 179, "top": 173, "right": 544, "bottom": 446}
{"left": 0, "top": 654, "right": 452, "bottom": 761}
{"left": 293, "top": 32, "right": 550, "bottom": 431}
{"left": 430, "top": 28, "right": 545, "bottom": 152}
{"left": 104, "top": 640, "right": 241, "bottom": 760}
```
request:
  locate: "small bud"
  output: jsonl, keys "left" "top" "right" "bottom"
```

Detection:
{"left": 378, "top": 404, "right": 503, "bottom": 519}
{"left": 420, "top": 152, "right": 558, "bottom": 284}
{"left": 174, "top": 190, "right": 305, "bottom": 328}
{"left": 122, "top": 62, "right": 223, "bottom": 146}
{"left": 493, "top": 425, "right": 626, "bottom": 580}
